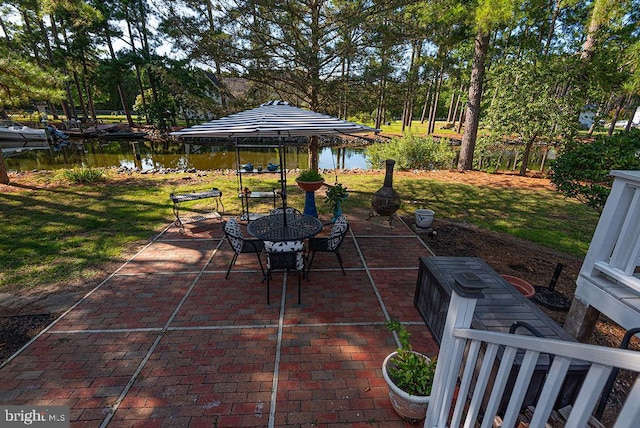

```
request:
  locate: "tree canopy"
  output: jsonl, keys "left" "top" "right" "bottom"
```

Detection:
{"left": 1, "top": 0, "right": 639, "bottom": 172}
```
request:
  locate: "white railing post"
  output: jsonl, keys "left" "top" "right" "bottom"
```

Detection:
{"left": 424, "top": 272, "right": 486, "bottom": 428}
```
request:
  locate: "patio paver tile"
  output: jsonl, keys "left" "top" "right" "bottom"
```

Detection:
{"left": 172, "top": 272, "right": 281, "bottom": 327}
{"left": 49, "top": 273, "right": 197, "bottom": 331}
{"left": 371, "top": 269, "right": 426, "bottom": 323}
{"left": 284, "top": 270, "right": 386, "bottom": 324}
{"left": 118, "top": 240, "right": 215, "bottom": 274}
{"left": 0, "top": 332, "right": 157, "bottom": 425}
{"left": 356, "top": 236, "right": 432, "bottom": 268}
{"left": 110, "top": 328, "right": 275, "bottom": 427}
{"left": 1, "top": 214, "right": 439, "bottom": 427}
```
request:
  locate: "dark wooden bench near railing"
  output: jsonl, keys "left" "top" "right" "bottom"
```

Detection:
{"left": 414, "top": 256, "right": 589, "bottom": 412}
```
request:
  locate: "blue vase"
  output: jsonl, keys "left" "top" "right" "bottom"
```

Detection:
{"left": 332, "top": 200, "right": 343, "bottom": 222}
{"left": 303, "top": 191, "right": 319, "bottom": 218}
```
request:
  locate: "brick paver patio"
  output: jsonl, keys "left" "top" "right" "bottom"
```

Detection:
{"left": 0, "top": 212, "right": 439, "bottom": 427}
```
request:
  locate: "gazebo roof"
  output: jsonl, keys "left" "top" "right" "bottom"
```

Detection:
{"left": 170, "top": 100, "right": 378, "bottom": 139}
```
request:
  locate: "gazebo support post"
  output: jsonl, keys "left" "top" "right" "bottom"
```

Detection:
{"left": 278, "top": 134, "right": 288, "bottom": 226}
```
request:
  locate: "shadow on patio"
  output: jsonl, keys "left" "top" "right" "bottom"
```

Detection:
{"left": 0, "top": 210, "right": 438, "bottom": 427}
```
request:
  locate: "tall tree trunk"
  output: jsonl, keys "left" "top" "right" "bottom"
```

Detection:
{"left": 307, "top": 2, "right": 321, "bottom": 172}
{"left": 339, "top": 56, "right": 351, "bottom": 120}
{"left": 0, "top": 151, "right": 10, "bottom": 184}
{"left": 342, "top": 57, "right": 351, "bottom": 120}
{"left": 126, "top": 16, "right": 149, "bottom": 124}
{"left": 456, "top": 107, "right": 465, "bottom": 134}
{"left": 204, "top": 0, "right": 226, "bottom": 110}
{"left": 21, "top": 10, "right": 40, "bottom": 63}
{"left": 60, "top": 22, "right": 89, "bottom": 120}
{"left": 308, "top": 86, "right": 320, "bottom": 170}
{"left": 47, "top": 102, "right": 59, "bottom": 120}
{"left": 458, "top": 30, "right": 490, "bottom": 171}
{"left": 0, "top": 16, "right": 12, "bottom": 47}
{"left": 427, "top": 79, "right": 438, "bottom": 135}
{"left": 338, "top": 58, "right": 346, "bottom": 119}
{"left": 519, "top": 133, "right": 538, "bottom": 176}
{"left": 36, "top": 17, "right": 59, "bottom": 120}
{"left": 420, "top": 77, "right": 433, "bottom": 123}
{"left": 375, "top": 75, "right": 387, "bottom": 130}
{"left": 81, "top": 52, "right": 97, "bottom": 121}
{"left": 72, "top": 71, "right": 88, "bottom": 120}
{"left": 451, "top": 85, "right": 463, "bottom": 127}
{"left": 429, "top": 66, "right": 444, "bottom": 135}
{"left": 49, "top": 16, "right": 75, "bottom": 119}
{"left": 148, "top": 70, "right": 164, "bottom": 128}
{"left": 446, "top": 92, "right": 455, "bottom": 123}
{"left": 608, "top": 95, "right": 624, "bottom": 136}
{"left": 105, "top": 26, "right": 134, "bottom": 126}
{"left": 402, "top": 42, "right": 421, "bottom": 131}
{"left": 136, "top": 1, "right": 164, "bottom": 129}
{"left": 544, "top": 0, "right": 561, "bottom": 56}
{"left": 625, "top": 103, "right": 638, "bottom": 132}
{"left": 581, "top": 0, "right": 604, "bottom": 60}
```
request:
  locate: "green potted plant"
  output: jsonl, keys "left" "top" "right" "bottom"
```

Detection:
{"left": 325, "top": 183, "right": 348, "bottom": 221}
{"left": 295, "top": 169, "right": 325, "bottom": 192}
{"left": 383, "top": 320, "right": 437, "bottom": 423}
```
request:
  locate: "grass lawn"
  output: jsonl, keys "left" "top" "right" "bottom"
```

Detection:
{"left": 0, "top": 168, "right": 598, "bottom": 293}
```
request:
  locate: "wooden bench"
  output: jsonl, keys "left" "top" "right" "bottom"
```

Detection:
{"left": 170, "top": 188, "right": 224, "bottom": 231}
{"left": 415, "top": 256, "right": 588, "bottom": 412}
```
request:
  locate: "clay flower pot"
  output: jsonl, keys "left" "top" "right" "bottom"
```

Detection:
{"left": 295, "top": 178, "right": 325, "bottom": 192}
{"left": 501, "top": 275, "right": 535, "bottom": 299}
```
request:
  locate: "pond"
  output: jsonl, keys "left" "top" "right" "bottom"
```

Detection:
{"left": 2, "top": 139, "right": 370, "bottom": 172}
{"left": 2, "top": 138, "right": 554, "bottom": 173}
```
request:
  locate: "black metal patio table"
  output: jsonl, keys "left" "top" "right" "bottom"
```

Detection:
{"left": 247, "top": 212, "right": 323, "bottom": 242}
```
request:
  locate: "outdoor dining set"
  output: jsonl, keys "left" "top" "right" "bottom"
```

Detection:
{"left": 222, "top": 208, "right": 350, "bottom": 304}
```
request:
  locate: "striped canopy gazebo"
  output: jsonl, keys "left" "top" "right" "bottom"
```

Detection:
{"left": 171, "top": 101, "right": 377, "bottom": 217}
{"left": 170, "top": 100, "right": 377, "bottom": 139}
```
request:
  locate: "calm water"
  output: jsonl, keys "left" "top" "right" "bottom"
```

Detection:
{"left": 2, "top": 138, "right": 552, "bottom": 173}
{"left": 2, "top": 140, "right": 370, "bottom": 172}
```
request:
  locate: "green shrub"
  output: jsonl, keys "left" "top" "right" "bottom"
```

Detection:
{"left": 296, "top": 169, "right": 324, "bottom": 182}
{"left": 385, "top": 320, "right": 436, "bottom": 396}
{"left": 63, "top": 168, "right": 106, "bottom": 184}
{"left": 366, "top": 135, "right": 456, "bottom": 170}
{"left": 551, "top": 129, "right": 640, "bottom": 212}
{"left": 347, "top": 112, "right": 374, "bottom": 126}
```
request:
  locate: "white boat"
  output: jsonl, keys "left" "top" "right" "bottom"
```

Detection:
{"left": 0, "top": 120, "right": 47, "bottom": 145}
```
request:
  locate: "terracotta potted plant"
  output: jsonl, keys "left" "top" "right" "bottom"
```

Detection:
{"left": 383, "top": 320, "right": 437, "bottom": 423}
{"left": 295, "top": 169, "right": 325, "bottom": 192}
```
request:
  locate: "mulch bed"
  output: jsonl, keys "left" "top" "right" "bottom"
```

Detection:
{"left": 0, "top": 307, "right": 55, "bottom": 363}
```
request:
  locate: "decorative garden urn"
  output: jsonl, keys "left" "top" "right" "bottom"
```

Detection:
{"left": 371, "top": 159, "right": 401, "bottom": 222}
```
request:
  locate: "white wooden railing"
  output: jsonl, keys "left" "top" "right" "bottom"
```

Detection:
{"left": 587, "top": 171, "right": 640, "bottom": 294}
{"left": 424, "top": 285, "right": 640, "bottom": 428}
{"left": 569, "top": 171, "right": 640, "bottom": 336}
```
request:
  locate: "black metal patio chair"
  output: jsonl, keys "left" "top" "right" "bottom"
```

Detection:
{"left": 306, "top": 215, "right": 349, "bottom": 277}
{"left": 263, "top": 240, "right": 305, "bottom": 304}
{"left": 223, "top": 218, "right": 265, "bottom": 279}
{"left": 269, "top": 207, "right": 302, "bottom": 215}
